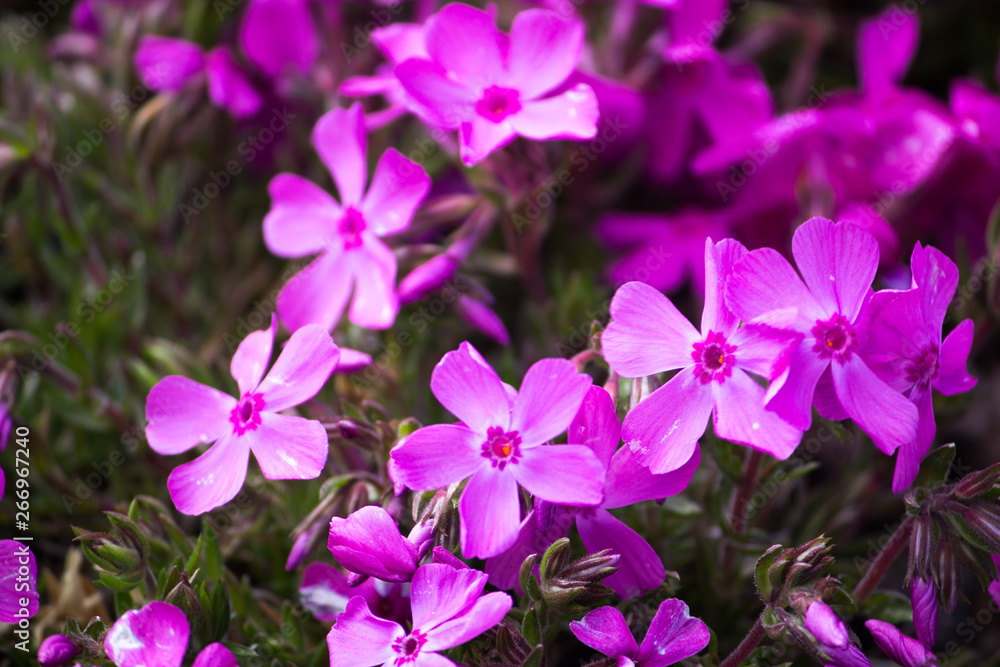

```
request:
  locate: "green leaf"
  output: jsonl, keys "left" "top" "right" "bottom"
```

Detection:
{"left": 755, "top": 545, "right": 783, "bottom": 602}
{"left": 114, "top": 590, "right": 135, "bottom": 616}
{"left": 187, "top": 533, "right": 204, "bottom": 575}
{"left": 914, "top": 444, "right": 957, "bottom": 489}
{"left": 522, "top": 608, "right": 542, "bottom": 647}
{"left": 203, "top": 522, "right": 222, "bottom": 581}
{"left": 520, "top": 645, "right": 544, "bottom": 667}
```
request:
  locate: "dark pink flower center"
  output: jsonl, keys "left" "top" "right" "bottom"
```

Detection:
{"left": 481, "top": 426, "right": 522, "bottom": 470}
{"left": 230, "top": 392, "right": 265, "bottom": 436}
{"left": 811, "top": 313, "right": 857, "bottom": 363}
{"left": 905, "top": 343, "right": 940, "bottom": 390}
{"left": 392, "top": 629, "right": 427, "bottom": 665}
{"left": 338, "top": 207, "right": 366, "bottom": 250}
{"left": 475, "top": 86, "right": 521, "bottom": 123}
{"left": 691, "top": 331, "right": 737, "bottom": 384}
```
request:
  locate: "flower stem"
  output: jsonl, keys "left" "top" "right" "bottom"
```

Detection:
{"left": 720, "top": 616, "right": 765, "bottom": 667}
{"left": 722, "top": 449, "right": 764, "bottom": 570}
{"left": 852, "top": 516, "right": 914, "bottom": 605}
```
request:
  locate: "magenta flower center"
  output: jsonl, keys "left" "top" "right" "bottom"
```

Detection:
{"left": 338, "top": 207, "right": 367, "bottom": 250}
{"left": 691, "top": 331, "right": 737, "bottom": 384}
{"left": 481, "top": 426, "right": 522, "bottom": 470}
{"left": 475, "top": 86, "right": 522, "bottom": 123}
{"left": 811, "top": 313, "right": 857, "bottom": 363}
{"left": 230, "top": 392, "right": 265, "bottom": 436}
{"left": 392, "top": 629, "right": 428, "bottom": 665}
{"left": 905, "top": 343, "right": 940, "bottom": 390}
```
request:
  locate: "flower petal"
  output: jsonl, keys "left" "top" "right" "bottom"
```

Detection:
{"left": 570, "top": 606, "right": 639, "bottom": 660}
{"left": 485, "top": 508, "right": 573, "bottom": 591}
{"left": 459, "top": 117, "right": 517, "bottom": 166}
{"left": 424, "top": 591, "right": 512, "bottom": 652}
{"left": 313, "top": 104, "right": 367, "bottom": 207}
{"left": 361, "top": 149, "right": 431, "bottom": 236}
{"left": 146, "top": 377, "right": 236, "bottom": 456}
{"left": 507, "top": 10, "right": 583, "bottom": 99}
{"left": 865, "top": 619, "right": 936, "bottom": 667}
{"left": 569, "top": 386, "right": 622, "bottom": 469}
{"left": 511, "top": 358, "right": 592, "bottom": 446}
{"left": 762, "top": 341, "right": 829, "bottom": 431}
{"left": 167, "top": 434, "right": 250, "bottom": 516}
{"left": 512, "top": 444, "right": 605, "bottom": 506}
{"left": 637, "top": 599, "right": 711, "bottom": 667}
{"left": 576, "top": 509, "right": 664, "bottom": 599}
{"left": 239, "top": 0, "right": 318, "bottom": 78}
{"left": 105, "top": 601, "right": 189, "bottom": 667}
{"left": 424, "top": 3, "right": 504, "bottom": 86}
{"left": 257, "top": 324, "right": 339, "bottom": 411}
{"left": 328, "top": 506, "right": 419, "bottom": 582}
{"left": 857, "top": 5, "right": 918, "bottom": 100}
{"left": 603, "top": 281, "right": 701, "bottom": 378}
{"left": 230, "top": 313, "right": 277, "bottom": 396}
{"left": 726, "top": 248, "right": 824, "bottom": 327}
{"left": 713, "top": 371, "right": 803, "bottom": 460}
{"left": 622, "top": 367, "right": 714, "bottom": 474}
{"left": 246, "top": 412, "right": 328, "bottom": 480}
{"left": 193, "top": 643, "right": 238, "bottom": 667}
{"left": 729, "top": 317, "right": 802, "bottom": 382}
{"left": 509, "top": 84, "right": 599, "bottom": 140}
{"left": 134, "top": 36, "right": 205, "bottom": 91}
{"left": 459, "top": 465, "right": 520, "bottom": 559}
{"left": 430, "top": 343, "right": 510, "bottom": 434}
{"left": 0, "top": 541, "right": 38, "bottom": 623}
{"left": 602, "top": 444, "right": 700, "bottom": 509}
{"left": 205, "top": 47, "right": 262, "bottom": 118}
{"left": 346, "top": 237, "right": 400, "bottom": 329}
{"left": 410, "top": 563, "right": 488, "bottom": 632}
{"left": 910, "top": 243, "right": 959, "bottom": 329}
{"left": 892, "top": 387, "right": 934, "bottom": 494}
{"left": 263, "top": 174, "right": 340, "bottom": 258}
{"left": 936, "top": 318, "right": 977, "bottom": 395}
{"left": 326, "top": 597, "right": 402, "bottom": 667}
{"left": 831, "top": 356, "right": 918, "bottom": 455}
{"left": 277, "top": 249, "right": 352, "bottom": 333}
{"left": 701, "top": 238, "right": 748, "bottom": 335}
{"left": 395, "top": 58, "right": 475, "bottom": 128}
{"left": 390, "top": 424, "right": 483, "bottom": 490}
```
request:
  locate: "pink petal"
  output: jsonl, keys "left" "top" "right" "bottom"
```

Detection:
{"left": 570, "top": 606, "right": 639, "bottom": 660}
{"left": 336, "top": 347, "right": 373, "bottom": 373}
{"left": 485, "top": 508, "right": 573, "bottom": 591}
{"left": 831, "top": 356, "right": 918, "bottom": 455}
{"left": 712, "top": 370, "right": 803, "bottom": 460}
{"left": 935, "top": 319, "right": 977, "bottom": 395}
{"left": 892, "top": 387, "right": 934, "bottom": 494}
{"left": 390, "top": 424, "right": 483, "bottom": 490}
{"left": 346, "top": 237, "right": 400, "bottom": 329}
{"left": 603, "top": 445, "right": 700, "bottom": 509}
{"left": 602, "top": 281, "right": 701, "bottom": 378}
{"left": 813, "top": 368, "right": 850, "bottom": 421}
{"left": 413, "top": 654, "right": 456, "bottom": 667}
{"left": 459, "top": 116, "right": 517, "bottom": 166}
{"left": 512, "top": 444, "right": 605, "bottom": 506}
{"left": 146, "top": 376, "right": 236, "bottom": 456}
{"left": 577, "top": 508, "right": 664, "bottom": 599}
{"left": 105, "top": 601, "right": 189, "bottom": 667}
{"left": 911, "top": 576, "right": 939, "bottom": 649}
{"left": 701, "top": 238, "right": 748, "bottom": 335}
{"left": 729, "top": 318, "right": 802, "bottom": 382}
{"left": 430, "top": 343, "right": 510, "bottom": 434}
{"left": 326, "top": 597, "right": 402, "bottom": 667}
{"left": 313, "top": 104, "right": 367, "bottom": 207}
{"left": 569, "top": 386, "right": 622, "bottom": 469}
{"left": 410, "top": 563, "right": 488, "bottom": 632}
{"left": 507, "top": 10, "right": 583, "bottom": 99}
{"left": 511, "top": 358, "right": 592, "bottom": 446}
{"left": 865, "top": 619, "right": 936, "bottom": 667}
{"left": 277, "top": 249, "right": 352, "bottom": 333}
{"left": 456, "top": 296, "right": 511, "bottom": 346}
{"left": 857, "top": 5, "right": 918, "bottom": 100}
{"left": 328, "top": 506, "right": 419, "bottom": 582}
{"left": 263, "top": 174, "right": 341, "bottom": 258}
{"left": 791, "top": 217, "right": 879, "bottom": 322}
{"left": 245, "top": 412, "right": 328, "bottom": 480}
{"left": 509, "top": 84, "right": 599, "bottom": 140}
{"left": 424, "top": 591, "right": 512, "bottom": 652}
{"left": 459, "top": 465, "right": 520, "bottom": 559}
{"left": 372, "top": 23, "right": 428, "bottom": 63}
{"left": 637, "top": 599, "right": 711, "bottom": 667}
{"left": 424, "top": 3, "right": 504, "bottom": 87}
{"left": 0, "top": 541, "right": 38, "bottom": 623}
{"left": 762, "top": 341, "right": 829, "bottom": 431}
{"left": 257, "top": 324, "right": 339, "bottom": 411}
{"left": 361, "top": 149, "right": 431, "bottom": 236}
{"left": 726, "top": 248, "right": 824, "bottom": 327}
{"left": 395, "top": 58, "right": 475, "bottom": 129}
{"left": 134, "top": 36, "right": 205, "bottom": 91}
{"left": 909, "top": 243, "right": 958, "bottom": 332}
{"left": 205, "top": 47, "right": 262, "bottom": 118}
{"left": 621, "top": 367, "right": 714, "bottom": 474}
{"left": 193, "top": 643, "right": 238, "bottom": 667}
{"left": 230, "top": 313, "right": 277, "bottom": 396}
{"left": 239, "top": 0, "right": 318, "bottom": 79}
{"left": 167, "top": 434, "right": 250, "bottom": 516}
{"left": 339, "top": 73, "right": 398, "bottom": 97}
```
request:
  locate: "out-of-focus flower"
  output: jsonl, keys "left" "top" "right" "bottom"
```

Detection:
{"left": 145, "top": 315, "right": 340, "bottom": 515}
{"left": 569, "top": 599, "right": 710, "bottom": 666}
{"left": 455, "top": 296, "right": 510, "bottom": 346}
{"left": 265, "top": 103, "right": 431, "bottom": 331}
{"left": 604, "top": 238, "right": 803, "bottom": 473}
{"left": 865, "top": 619, "right": 939, "bottom": 667}
{"left": 0, "top": 540, "right": 38, "bottom": 623}
{"left": 860, "top": 243, "right": 977, "bottom": 492}
{"left": 238, "top": 0, "right": 318, "bottom": 80}
{"left": 395, "top": 4, "right": 599, "bottom": 165}
{"left": 104, "top": 601, "right": 238, "bottom": 667}
{"left": 326, "top": 562, "right": 511, "bottom": 667}
{"left": 390, "top": 342, "right": 604, "bottom": 558}
{"left": 39, "top": 634, "right": 80, "bottom": 667}
{"left": 726, "top": 217, "right": 918, "bottom": 455}
{"left": 300, "top": 562, "right": 409, "bottom": 624}
{"left": 803, "top": 601, "right": 872, "bottom": 667}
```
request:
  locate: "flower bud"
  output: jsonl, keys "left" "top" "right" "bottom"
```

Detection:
{"left": 803, "top": 601, "right": 872, "bottom": 667}
{"left": 910, "top": 577, "right": 938, "bottom": 648}
{"left": 38, "top": 634, "right": 79, "bottom": 666}
{"left": 865, "top": 620, "right": 939, "bottom": 667}
{"left": 455, "top": 296, "right": 509, "bottom": 345}
{"left": 165, "top": 580, "right": 206, "bottom": 637}
{"left": 398, "top": 254, "right": 459, "bottom": 305}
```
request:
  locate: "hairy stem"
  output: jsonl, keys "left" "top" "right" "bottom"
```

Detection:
{"left": 720, "top": 616, "right": 765, "bottom": 667}
{"left": 852, "top": 516, "right": 914, "bottom": 605}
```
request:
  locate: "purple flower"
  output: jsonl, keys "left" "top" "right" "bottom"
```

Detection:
{"left": 238, "top": 0, "right": 318, "bottom": 80}
{"left": 803, "top": 601, "right": 872, "bottom": 667}
{"left": 327, "top": 506, "right": 429, "bottom": 582}
{"left": 300, "top": 562, "right": 409, "bottom": 624}
{"left": 390, "top": 342, "right": 605, "bottom": 558}
{"left": 0, "top": 540, "right": 38, "bottom": 623}
{"left": 603, "top": 238, "right": 804, "bottom": 473}
{"left": 909, "top": 577, "right": 938, "bottom": 649}
{"left": 105, "top": 601, "right": 238, "bottom": 667}
{"left": 859, "top": 243, "right": 977, "bottom": 492}
{"left": 865, "top": 619, "right": 939, "bottom": 667}
{"left": 395, "top": 4, "right": 599, "bottom": 165}
{"left": 264, "top": 103, "right": 431, "bottom": 331}
{"left": 146, "top": 315, "right": 340, "bottom": 515}
{"left": 726, "top": 217, "right": 919, "bottom": 456}
{"left": 39, "top": 634, "right": 79, "bottom": 667}
{"left": 487, "top": 387, "right": 700, "bottom": 597}
{"left": 326, "top": 562, "right": 512, "bottom": 667}
{"left": 569, "top": 599, "right": 711, "bottom": 667}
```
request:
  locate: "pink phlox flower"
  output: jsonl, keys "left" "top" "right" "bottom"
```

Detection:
{"left": 866, "top": 619, "right": 939, "bottom": 667}
{"left": 238, "top": 0, "right": 319, "bottom": 81}
{"left": 104, "top": 601, "right": 238, "bottom": 667}
{"left": 145, "top": 315, "right": 340, "bottom": 515}
{"left": 327, "top": 505, "right": 433, "bottom": 582}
